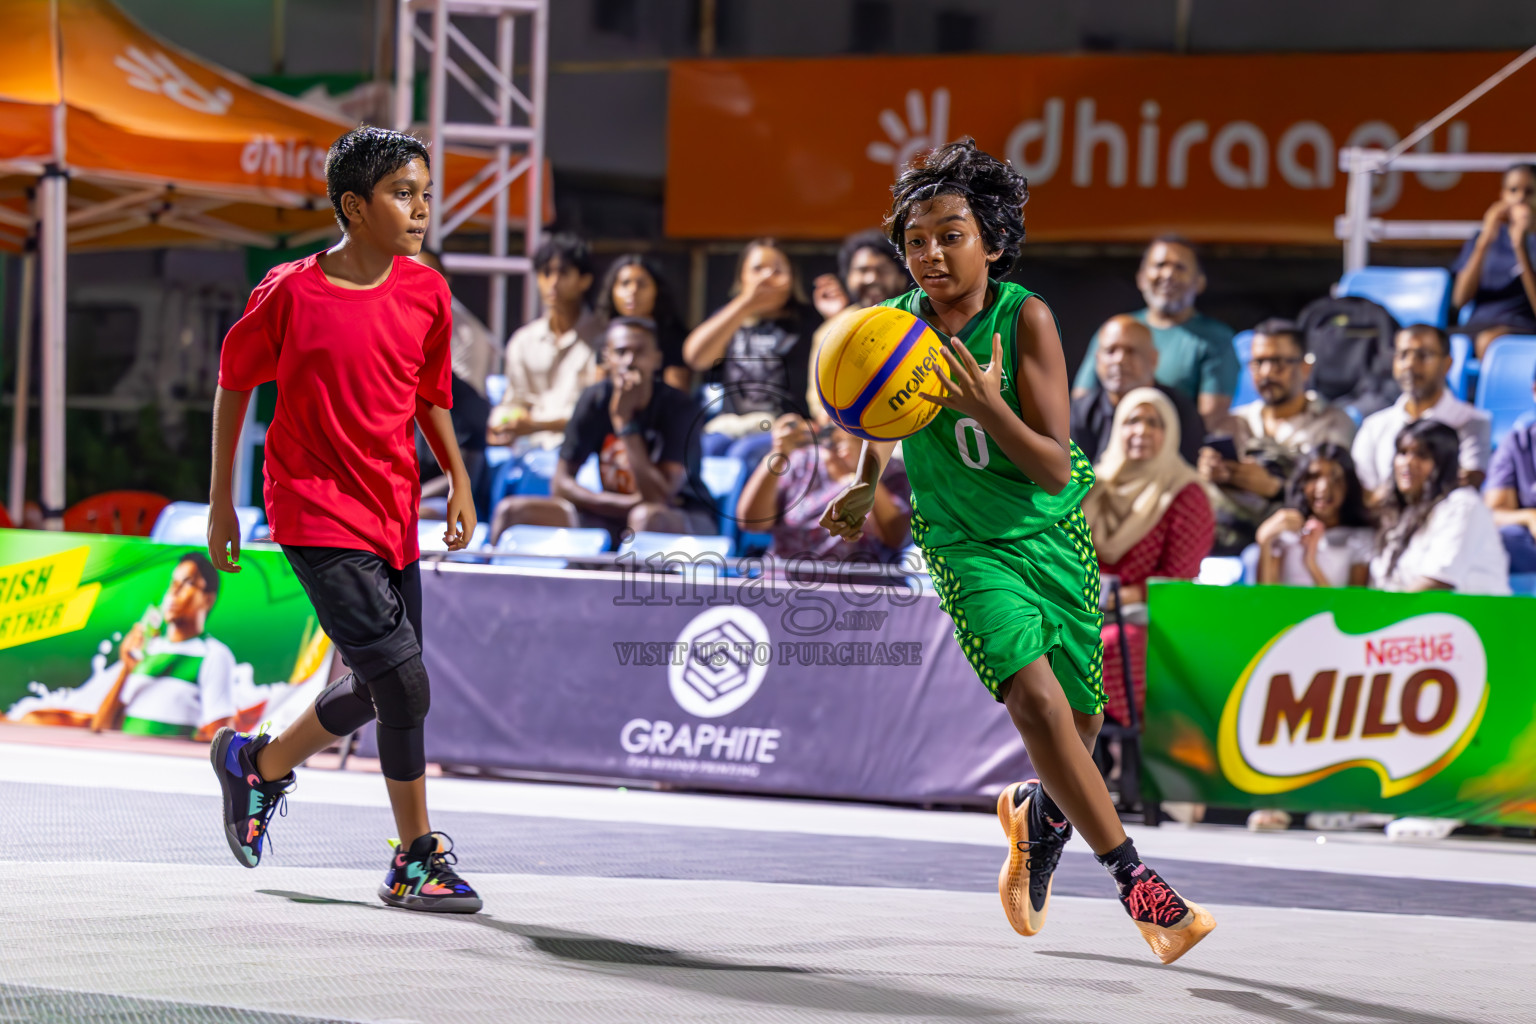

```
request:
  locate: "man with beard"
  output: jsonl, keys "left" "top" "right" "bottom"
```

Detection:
{"left": 1069, "top": 314, "right": 1204, "bottom": 464}
{"left": 807, "top": 231, "right": 911, "bottom": 426}
{"left": 1199, "top": 320, "right": 1357, "bottom": 554}
{"left": 1073, "top": 237, "right": 1239, "bottom": 433}
{"left": 1352, "top": 325, "right": 1490, "bottom": 496}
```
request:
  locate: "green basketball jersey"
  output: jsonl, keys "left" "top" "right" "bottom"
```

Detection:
{"left": 881, "top": 280, "right": 1094, "bottom": 548}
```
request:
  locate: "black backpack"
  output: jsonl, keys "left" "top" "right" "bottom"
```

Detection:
{"left": 1297, "top": 295, "right": 1401, "bottom": 417}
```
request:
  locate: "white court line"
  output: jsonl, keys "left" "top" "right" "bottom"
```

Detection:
{"left": 3, "top": 741, "right": 1531, "bottom": 888}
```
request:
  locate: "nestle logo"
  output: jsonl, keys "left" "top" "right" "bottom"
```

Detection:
{"left": 1364, "top": 633, "right": 1454, "bottom": 667}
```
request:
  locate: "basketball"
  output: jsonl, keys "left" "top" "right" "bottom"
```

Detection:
{"left": 814, "top": 305, "right": 950, "bottom": 442}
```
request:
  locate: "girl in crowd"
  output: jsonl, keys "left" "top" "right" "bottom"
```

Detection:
{"left": 1452, "top": 162, "right": 1536, "bottom": 359}
{"left": 1368, "top": 419, "right": 1509, "bottom": 842}
{"left": 736, "top": 413, "right": 911, "bottom": 582}
{"left": 1255, "top": 443, "right": 1373, "bottom": 587}
{"left": 1248, "top": 444, "right": 1374, "bottom": 832}
{"left": 596, "top": 254, "right": 692, "bottom": 392}
{"left": 683, "top": 238, "right": 820, "bottom": 464}
{"left": 1371, "top": 420, "right": 1509, "bottom": 596}
{"left": 1083, "top": 388, "right": 1214, "bottom": 728}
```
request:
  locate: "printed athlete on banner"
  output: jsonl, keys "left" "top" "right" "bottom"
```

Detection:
{"left": 0, "top": 537, "right": 334, "bottom": 742}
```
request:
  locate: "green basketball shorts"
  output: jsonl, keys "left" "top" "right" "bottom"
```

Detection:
{"left": 915, "top": 505, "right": 1106, "bottom": 715}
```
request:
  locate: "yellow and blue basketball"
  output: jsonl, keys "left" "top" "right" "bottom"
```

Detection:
{"left": 815, "top": 305, "right": 949, "bottom": 442}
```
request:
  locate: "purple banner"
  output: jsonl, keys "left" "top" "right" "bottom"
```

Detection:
{"left": 399, "top": 561, "right": 1032, "bottom": 806}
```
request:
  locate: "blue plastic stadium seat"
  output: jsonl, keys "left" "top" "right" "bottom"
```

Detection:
{"left": 1474, "top": 336, "right": 1536, "bottom": 451}
{"left": 619, "top": 531, "right": 732, "bottom": 580}
{"left": 491, "top": 525, "right": 609, "bottom": 568}
{"left": 1239, "top": 543, "right": 1260, "bottom": 585}
{"left": 512, "top": 448, "right": 560, "bottom": 496}
{"left": 701, "top": 456, "right": 743, "bottom": 501}
{"left": 1447, "top": 333, "right": 1472, "bottom": 400}
{"left": 484, "top": 374, "right": 508, "bottom": 407}
{"left": 1510, "top": 574, "right": 1536, "bottom": 597}
{"left": 1230, "top": 330, "right": 1258, "bottom": 409}
{"left": 1339, "top": 267, "right": 1452, "bottom": 329}
{"left": 150, "top": 502, "right": 263, "bottom": 545}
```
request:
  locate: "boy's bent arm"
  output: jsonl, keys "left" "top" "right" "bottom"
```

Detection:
{"left": 209, "top": 386, "right": 252, "bottom": 572}
{"left": 416, "top": 401, "right": 477, "bottom": 550}
{"left": 995, "top": 298, "right": 1073, "bottom": 493}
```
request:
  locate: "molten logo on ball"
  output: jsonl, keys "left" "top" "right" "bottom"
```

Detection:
{"left": 1217, "top": 612, "right": 1487, "bottom": 797}
{"left": 816, "top": 306, "right": 949, "bottom": 442}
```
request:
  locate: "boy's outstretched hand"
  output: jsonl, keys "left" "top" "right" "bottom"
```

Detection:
{"left": 207, "top": 502, "right": 242, "bottom": 573}
{"left": 442, "top": 476, "right": 477, "bottom": 551}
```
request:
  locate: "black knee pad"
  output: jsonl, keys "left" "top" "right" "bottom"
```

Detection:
{"left": 313, "top": 673, "right": 376, "bottom": 737}
{"left": 368, "top": 655, "right": 431, "bottom": 730}
{"left": 376, "top": 722, "right": 426, "bottom": 782}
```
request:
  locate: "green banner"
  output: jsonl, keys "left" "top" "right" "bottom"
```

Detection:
{"left": 0, "top": 530, "right": 328, "bottom": 740}
{"left": 1144, "top": 581, "right": 1536, "bottom": 827}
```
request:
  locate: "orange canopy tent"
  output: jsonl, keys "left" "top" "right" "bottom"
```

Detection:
{"left": 0, "top": 0, "right": 537, "bottom": 523}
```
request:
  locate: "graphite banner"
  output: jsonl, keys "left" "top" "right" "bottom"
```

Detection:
{"left": 0, "top": 530, "right": 330, "bottom": 740}
{"left": 1144, "top": 581, "right": 1536, "bottom": 827}
{"left": 410, "top": 561, "right": 1033, "bottom": 806}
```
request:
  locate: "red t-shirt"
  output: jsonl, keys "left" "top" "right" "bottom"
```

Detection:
{"left": 218, "top": 254, "right": 453, "bottom": 569}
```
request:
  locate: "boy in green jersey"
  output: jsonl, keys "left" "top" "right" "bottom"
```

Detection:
{"left": 823, "top": 140, "right": 1214, "bottom": 964}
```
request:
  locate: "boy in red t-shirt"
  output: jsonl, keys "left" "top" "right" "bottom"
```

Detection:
{"left": 207, "top": 127, "right": 481, "bottom": 913}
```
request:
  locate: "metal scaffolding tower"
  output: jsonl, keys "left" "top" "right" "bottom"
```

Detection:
{"left": 394, "top": 0, "right": 547, "bottom": 341}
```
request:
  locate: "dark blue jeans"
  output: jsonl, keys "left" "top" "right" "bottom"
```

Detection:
{"left": 1500, "top": 523, "right": 1536, "bottom": 574}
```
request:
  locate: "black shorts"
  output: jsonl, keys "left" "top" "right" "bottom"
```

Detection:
{"left": 281, "top": 546, "right": 422, "bottom": 681}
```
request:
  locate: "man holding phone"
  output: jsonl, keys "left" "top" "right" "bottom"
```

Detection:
{"left": 1198, "top": 319, "right": 1357, "bottom": 555}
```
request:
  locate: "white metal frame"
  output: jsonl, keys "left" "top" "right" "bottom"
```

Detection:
{"left": 1336, "top": 148, "right": 1536, "bottom": 273}
{"left": 394, "top": 0, "right": 547, "bottom": 342}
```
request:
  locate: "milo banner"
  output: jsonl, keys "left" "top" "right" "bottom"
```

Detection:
{"left": 1145, "top": 581, "right": 1536, "bottom": 827}
{"left": 0, "top": 530, "right": 332, "bottom": 741}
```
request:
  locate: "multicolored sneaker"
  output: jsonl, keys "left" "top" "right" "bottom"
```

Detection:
{"left": 996, "top": 779, "right": 1071, "bottom": 936}
{"left": 379, "top": 832, "right": 483, "bottom": 914}
{"left": 209, "top": 727, "right": 294, "bottom": 868}
{"left": 1117, "top": 863, "right": 1216, "bottom": 964}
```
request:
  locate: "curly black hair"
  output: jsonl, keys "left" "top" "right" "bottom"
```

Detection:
{"left": 884, "top": 138, "right": 1029, "bottom": 279}
{"left": 325, "top": 126, "right": 430, "bottom": 230}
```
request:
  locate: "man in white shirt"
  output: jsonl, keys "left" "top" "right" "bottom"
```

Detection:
{"left": 490, "top": 234, "right": 601, "bottom": 450}
{"left": 1351, "top": 325, "right": 1490, "bottom": 495}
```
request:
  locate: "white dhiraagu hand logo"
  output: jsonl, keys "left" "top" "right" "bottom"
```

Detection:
{"left": 1218, "top": 612, "right": 1488, "bottom": 798}
{"left": 866, "top": 89, "right": 951, "bottom": 176}
{"left": 669, "top": 607, "right": 770, "bottom": 719}
{"left": 115, "top": 46, "right": 233, "bottom": 116}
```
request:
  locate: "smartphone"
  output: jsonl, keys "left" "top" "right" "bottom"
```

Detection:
{"left": 1206, "top": 435, "right": 1239, "bottom": 461}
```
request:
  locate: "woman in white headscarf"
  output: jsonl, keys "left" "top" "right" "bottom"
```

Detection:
{"left": 1082, "top": 387, "right": 1214, "bottom": 725}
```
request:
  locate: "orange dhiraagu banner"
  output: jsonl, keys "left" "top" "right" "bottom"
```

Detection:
{"left": 666, "top": 52, "right": 1536, "bottom": 243}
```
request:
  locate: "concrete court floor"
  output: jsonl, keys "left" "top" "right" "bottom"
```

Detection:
{"left": 1, "top": 740, "right": 1531, "bottom": 1024}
